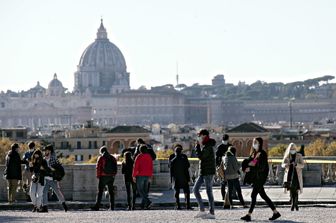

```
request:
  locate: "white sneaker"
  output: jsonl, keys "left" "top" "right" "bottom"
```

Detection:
{"left": 194, "top": 211, "right": 207, "bottom": 218}
{"left": 203, "top": 213, "right": 216, "bottom": 219}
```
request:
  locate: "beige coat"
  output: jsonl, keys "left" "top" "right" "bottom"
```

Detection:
{"left": 281, "top": 153, "right": 304, "bottom": 193}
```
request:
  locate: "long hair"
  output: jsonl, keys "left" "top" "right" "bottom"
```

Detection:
{"left": 283, "top": 143, "right": 297, "bottom": 162}
{"left": 250, "top": 137, "right": 263, "bottom": 157}
{"left": 32, "top": 150, "right": 43, "bottom": 165}
{"left": 124, "top": 151, "right": 133, "bottom": 165}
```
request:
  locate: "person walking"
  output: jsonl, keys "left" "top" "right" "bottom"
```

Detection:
{"left": 281, "top": 143, "right": 304, "bottom": 211}
{"left": 216, "top": 134, "right": 232, "bottom": 204}
{"left": 29, "top": 149, "right": 51, "bottom": 212}
{"left": 91, "top": 146, "right": 117, "bottom": 211}
{"left": 241, "top": 137, "right": 281, "bottom": 222}
{"left": 132, "top": 145, "right": 153, "bottom": 210}
{"left": 223, "top": 146, "right": 246, "bottom": 208}
{"left": 193, "top": 129, "right": 216, "bottom": 219}
{"left": 41, "top": 145, "right": 68, "bottom": 212}
{"left": 22, "top": 141, "right": 36, "bottom": 200}
{"left": 4, "top": 143, "right": 23, "bottom": 204}
{"left": 122, "top": 151, "right": 137, "bottom": 210}
{"left": 170, "top": 144, "right": 193, "bottom": 210}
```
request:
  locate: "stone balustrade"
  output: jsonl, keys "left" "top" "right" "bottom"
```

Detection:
{"left": 0, "top": 157, "right": 332, "bottom": 202}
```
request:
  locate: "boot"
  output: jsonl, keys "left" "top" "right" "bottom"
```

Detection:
{"left": 221, "top": 185, "right": 226, "bottom": 201}
{"left": 32, "top": 206, "right": 37, "bottom": 212}
{"left": 185, "top": 193, "right": 193, "bottom": 210}
{"left": 62, "top": 202, "right": 68, "bottom": 212}
{"left": 90, "top": 204, "right": 99, "bottom": 211}
{"left": 295, "top": 193, "right": 299, "bottom": 211}
{"left": 38, "top": 206, "right": 48, "bottom": 213}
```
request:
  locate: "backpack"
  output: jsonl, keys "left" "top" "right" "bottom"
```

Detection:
{"left": 53, "top": 163, "right": 65, "bottom": 181}
{"left": 103, "top": 154, "right": 117, "bottom": 175}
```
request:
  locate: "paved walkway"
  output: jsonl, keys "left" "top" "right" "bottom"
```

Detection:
{"left": 1, "top": 186, "right": 336, "bottom": 210}
{"left": 1, "top": 207, "right": 336, "bottom": 223}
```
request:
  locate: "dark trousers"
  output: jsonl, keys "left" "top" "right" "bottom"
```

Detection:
{"left": 96, "top": 176, "right": 115, "bottom": 209}
{"left": 125, "top": 180, "right": 137, "bottom": 208}
{"left": 290, "top": 189, "right": 299, "bottom": 209}
{"left": 249, "top": 184, "right": 275, "bottom": 214}
{"left": 220, "top": 180, "right": 227, "bottom": 200}
{"left": 227, "top": 178, "right": 245, "bottom": 206}
{"left": 175, "top": 185, "right": 191, "bottom": 208}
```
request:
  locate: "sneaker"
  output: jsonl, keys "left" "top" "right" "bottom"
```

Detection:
{"left": 241, "top": 215, "right": 251, "bottom": 222}
{"left": 194, "top": 211, "right": 207, "bottom": 218}
{"left": 269, "top": 212, "right": 281, "bottom": 221}
{"left": 32, "top": 206, "right": 37, "bottom": 212}
{"left": 186, "top": 206, "right": 194, "bottom": 210}
{"left": 38, "top": 206, "right": 48, "bottom": 213}
{"left": 203, "top": 213, "right": 215, "bottom": 219}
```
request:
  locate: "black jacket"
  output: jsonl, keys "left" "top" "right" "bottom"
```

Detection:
{"left": 4, "top": 150, "right": 23, "bottom": 180}
{"left": 170, "top": 154, "right": 190, "bottom": 188}
{"left": 30, "top": 159, "right": 51, "bottom": 186}
{"left": 121, "top": 160, "right": 134, "bottom": 182}
{"left": 134, "top": 144, "right": 156, "bottom": 160}
{"left": 250, "top": 149, "right": 269, "bottom": 187}
{"left": 195, "top": 138, "right": 216, "bottom": 176}
{"left": 215, "top": 143, "right": 232, "bottom": 167}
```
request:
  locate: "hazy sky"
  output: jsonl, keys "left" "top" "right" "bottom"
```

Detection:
{"left": 1, "top": 0, "right": 336, "bottom": 92}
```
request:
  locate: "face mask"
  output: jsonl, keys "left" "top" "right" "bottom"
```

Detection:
{"left": 29, "top": 149, "right": 34, "bottom": 152}
{"left": 290, "top": 150, "right": 296, "bottom": 155}
{"left": 253, "top": 143, "right": 259, "bottom": 150}
{"left": 222, "top": 140, "right": 228, "bottom": 145}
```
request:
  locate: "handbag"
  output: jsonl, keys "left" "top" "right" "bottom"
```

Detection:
{"left": 216, "top": 161, "right": 225, "bottom": 180}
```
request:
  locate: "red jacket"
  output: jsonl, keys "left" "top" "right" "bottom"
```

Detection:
{"left": 132, "top": 153, "right": 153, "bottom": 177}
{"left": 96, "top": 155, "right": 117, "bottom": 178}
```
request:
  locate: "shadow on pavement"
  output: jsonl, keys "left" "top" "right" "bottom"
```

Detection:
{"left": 0, "top": 215, "right": 37, "bottom": 222}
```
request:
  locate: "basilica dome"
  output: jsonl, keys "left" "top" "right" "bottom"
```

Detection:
{"left": 74, "top": 20, "right": 130, "bottom": 95}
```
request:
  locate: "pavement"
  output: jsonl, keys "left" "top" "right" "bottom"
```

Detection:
{"left": 1, "top": 185, "right": 336, "bottom": 211}
{"left": 0, "top": 207, "right": 335, "bottom": 223}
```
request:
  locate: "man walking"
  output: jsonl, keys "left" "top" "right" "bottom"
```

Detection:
{"left": 193, "top": 129, "right": 216, "bottom": 219}
{"left": 41, "top": 145, "right": 68, "bottom": 212}
{"left": 91, "top": 146, "right": 117, "bottom": 211}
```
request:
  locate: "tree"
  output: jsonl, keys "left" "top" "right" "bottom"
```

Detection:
{"left": 268, "top": 144, "right": 287, "bottom": 157}
{"left": 305, "top": 139, "right": 327, "bottom": 156}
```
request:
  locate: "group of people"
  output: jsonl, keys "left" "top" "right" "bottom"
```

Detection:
{"left": 91, "top": 138, "right": 156, "bottom": 211}
{"left": 3, "top": 132, "right": 305, "bottom": 221}
{"left": 4, "top": 142, "right": 67, "bottom": 212}
{"left": 168, "top": 130, "right": 304, "bottom": 221}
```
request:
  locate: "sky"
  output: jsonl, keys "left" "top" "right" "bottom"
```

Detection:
{"left": 1, "top": 0, "right": 336, "bottom": 92}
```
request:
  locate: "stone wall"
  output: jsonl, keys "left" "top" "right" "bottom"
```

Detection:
{"left": 0, "top": 159, "right": 323, "bottom": 201}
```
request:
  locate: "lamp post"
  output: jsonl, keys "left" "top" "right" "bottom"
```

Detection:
{"left": 288, "top": 99, "right": 294, "bottom": 128}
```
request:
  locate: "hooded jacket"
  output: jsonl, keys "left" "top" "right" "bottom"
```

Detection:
{"left": 195, "top": 137, "right": 216, "bottom": 176}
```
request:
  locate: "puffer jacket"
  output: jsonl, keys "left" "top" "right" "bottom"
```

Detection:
{"left": 195, "top": 137, "right": 216, "bottom": 176}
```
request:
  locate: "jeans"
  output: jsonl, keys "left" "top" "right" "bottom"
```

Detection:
{"left": 96, "top": 176, "right": 115, "bottom": 209}
{"left": 136, "top": 176, "right": 151, "bottom": 208}
{"left": 227, "top": 178, "right": 245, "bottom": 206}
{"left": 7, "top": 179, "right": 18, "bottom": 203}
{"left": 30, "top": 182, "right": 44, "bottom": 208}
{"left": 42, "top": 179, "right": 65, "bottom": 206}
{"left": 125, "top": 180, "right": 137, "bottom": 208}
{"left": 193, "top": 175, "right": 215, "bottom": 214}
{"left": 249, "top": 184, "right": 276, "bottom": 214}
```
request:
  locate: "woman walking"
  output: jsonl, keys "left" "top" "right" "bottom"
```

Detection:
{"left": 281, "top": 143, "right": 304, "bottom": 211}
{"left": 122, "top": 151, "right": 137, "bottom": 210}
{"left": 241, "top": 137, "right": 281, "bottom": 222}
{"left": 29, "top": 150, "right": 51, "bottom": 212}
{"left": 223, "top": 146, "right": 246, "bottom": 208}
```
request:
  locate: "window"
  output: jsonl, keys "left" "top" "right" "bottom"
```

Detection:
{"left": 88, "top": 155, "right": 92, "bottom": 160}
{"left": 94, "top": 141, "right": 97, "bottom": 149}
{"left": 88, "top": 141, "right": 92, "bottom": 149}
{"left": 0, "top": 102, "right": 4, "bottom": 108}
{"left": 77, "top": 141, "right": 81, "bottom": 149}
{"left": 76, "top": 155, "right": 84, "bottom": 161}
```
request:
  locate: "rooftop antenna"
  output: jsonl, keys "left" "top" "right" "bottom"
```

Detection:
{"left": 176, "top": 61, "right": 179, "bottom": 86}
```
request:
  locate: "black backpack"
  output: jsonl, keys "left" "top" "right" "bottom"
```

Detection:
{"left": 53, "top": 163, "right": 65, "bottom": 181}
{"left": 103, "top": 154, "right": 117, "bottom": 175}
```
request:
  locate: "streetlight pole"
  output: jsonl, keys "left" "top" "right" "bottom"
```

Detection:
{"left": 288, "top": 100, "right": 293, "bottom": 128}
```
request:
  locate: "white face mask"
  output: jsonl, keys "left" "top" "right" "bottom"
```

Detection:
{"left": 222, "top": 140, "right": 228, "bottom": 145}
{"left": 253, "top": 144, "right": 259, "bottom": 150}
{"left": 290, "top": 150, "right": 296, "bottom": 155}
